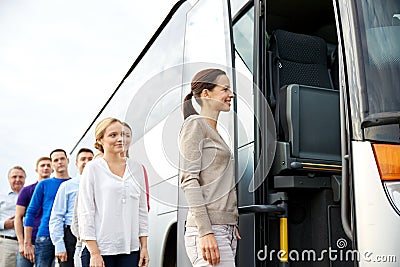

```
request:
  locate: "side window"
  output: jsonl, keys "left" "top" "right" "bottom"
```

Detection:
{"left": 233, "top": 6, "right": 254, "bottom": 73}
{"left": 233, "top": 6, "right": 255, "bottom": 146}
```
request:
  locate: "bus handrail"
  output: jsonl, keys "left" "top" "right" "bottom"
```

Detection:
{"left": 238, "top": 204, "right": 285, "bottom": 215}
{"left": 339, "top": 54, "right": 353, "bottom": 240}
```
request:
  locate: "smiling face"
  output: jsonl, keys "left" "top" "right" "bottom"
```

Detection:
{"left": 8, "top": 168, "right": 26, "bottom": 193}
{"left": 99, "top": 121, "right": 125, "bottom": 155}
{"left": 202, "top": 74, "right": 234, "bottom": 112}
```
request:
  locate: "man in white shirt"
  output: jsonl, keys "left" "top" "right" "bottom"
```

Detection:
{"left": 0, "top": 166, "right": 26, "bottom": 267}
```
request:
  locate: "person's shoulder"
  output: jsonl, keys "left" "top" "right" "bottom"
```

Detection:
{"left": 63, "top": 176, "right": 79, "bottom": 185}
{"left": 57, "top": 179, "right": 69, "bottom": 189}
{"left": 82, "top": 158, "right": 106, "bottom": 175}
{"left": 182, "top": 115, "right": 206, "bottom": 131}
{"left": 80, "top": 158, "right": 94, "bottom": 170}
{"left": 38, "top": 178, "right": 54, "bottom": 186}
{"left": 18, "top": 183, "right": 34, "bottom": 197}
{"left": 91, "top": 157, "right": 104, "bottom": 165}
{"left": 183, "top": 114, "right": 202, "bottom": 124}
{"left": 20, "top": 182, "right": 36, "bottom": 193}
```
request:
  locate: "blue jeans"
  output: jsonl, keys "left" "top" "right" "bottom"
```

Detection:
{"left": 34, "top": 236, "right": 55, "bottom": 267}
{"left": 16, "top": 253, "right": 34, "bottom": 267}
{"left": 81, "top": 247, "right": 139, "bottom": 267}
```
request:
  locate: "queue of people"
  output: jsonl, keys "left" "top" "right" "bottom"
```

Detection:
{"left": 49, "top": 148, "right": 94, "bottom": 267}
{"left": 0, "top": 68, "right": 240, "bottom": 267}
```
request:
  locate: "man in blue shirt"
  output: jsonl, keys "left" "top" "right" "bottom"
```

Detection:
{"left": 24, "top": 149, "right": 71, "bottom": 267}
{"left": 49, "top": 148, "right": 93, "bottom": 267}
{"left": 0, "top": 166, "right": 26, "bottom": 267}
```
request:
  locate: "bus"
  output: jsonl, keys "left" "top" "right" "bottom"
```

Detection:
{"left": 70, "top": 0, "right": 400, "bottom": 266}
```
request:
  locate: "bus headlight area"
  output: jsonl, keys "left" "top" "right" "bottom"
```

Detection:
{"left": 384, "top": 181, "right": 400, "bottom": 216}
{"left": 372, "top": 143, "right": 400, "bottom": 216}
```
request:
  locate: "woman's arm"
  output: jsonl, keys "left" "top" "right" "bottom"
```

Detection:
{"left": 77, "top": 165, "right": 96, "bottom": 242}
{"left": 86, "top": 240, "right": 104, "bottom": 267}
{"left": 179, "top": 118, "right": 213, "bottom": 236}
{"left": 179, "top": 118, "right": 220, "bottom": 265}
{"left": 138, "top": 164, "right": 149, "bottom": 266}
{"left": 138, "top": 165, "right": 149, "bottom": 237}
{"left": 138, "top": 236, "right": 149, "bottom": 266}
{"left": 79, "top": 164, "right": 104, "bottom": 266}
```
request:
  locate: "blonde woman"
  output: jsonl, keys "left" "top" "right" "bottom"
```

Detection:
{"left": 180, "top": 69, "right": 240, "bottom": 266}
{"left": 78, "top": 117, "right": 149, "bottom": 267}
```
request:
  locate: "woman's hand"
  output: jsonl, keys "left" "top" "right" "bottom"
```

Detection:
{"left": 199, "top": 233, "right": 220, "bottom": 265}
{"left": 236, "top": 226, "right": 241, "bottom": 240}
{"left": 90, "top": 253, "right": 105, "bottom": 267}
{"left": 138, "top": 247, "right": 149, "bottom": 266}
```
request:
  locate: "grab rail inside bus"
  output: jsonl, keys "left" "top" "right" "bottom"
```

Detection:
{"left": 238, "top": 198, "right": 289, "bottom": 266}
{"left": 339, "top": 60, "right": 353, "bottom": 241}
{"left": 238, "top": 204, "right": 285, "bottom": 214}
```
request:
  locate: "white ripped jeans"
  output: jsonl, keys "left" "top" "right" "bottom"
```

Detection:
{"left": 185, "top": 225, "right": 237, "bottom": 267}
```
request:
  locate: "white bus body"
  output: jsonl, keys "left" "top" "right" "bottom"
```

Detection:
{"left": 71, "top": 0, "right": 400, "bottom": 266}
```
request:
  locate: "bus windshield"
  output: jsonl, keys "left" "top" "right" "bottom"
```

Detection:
{"left": 356, "top": 0, "right": 400, "bottom": 126}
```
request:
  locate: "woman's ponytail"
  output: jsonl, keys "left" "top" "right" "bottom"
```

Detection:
{"left": 182, "top": 91, "right": 198, "bottom": 119}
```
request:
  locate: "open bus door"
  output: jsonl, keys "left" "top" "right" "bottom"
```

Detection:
{"left": 232, "top": 0, "right": 290, "bottom": 266}
{"left": 234, "top": 0, "right": 290, "bottom": 266}
{"left": 234, "top": 0, "right": 356, "bottom": 266}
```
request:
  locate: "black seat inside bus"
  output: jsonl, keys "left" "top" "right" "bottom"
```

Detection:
{"left": 268, "top": 29, "right": 341, "bottom": 178}
{"left": 270, "top": 29, "right": 334, "bottom": 91}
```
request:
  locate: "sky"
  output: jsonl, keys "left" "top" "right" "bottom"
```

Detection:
{"left": 0, "top": 0, "right": 177, "bottom": 192}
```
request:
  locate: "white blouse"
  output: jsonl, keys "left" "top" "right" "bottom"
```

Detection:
{"left": 78, "top": 158, "right": 149, "bottom": 255}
